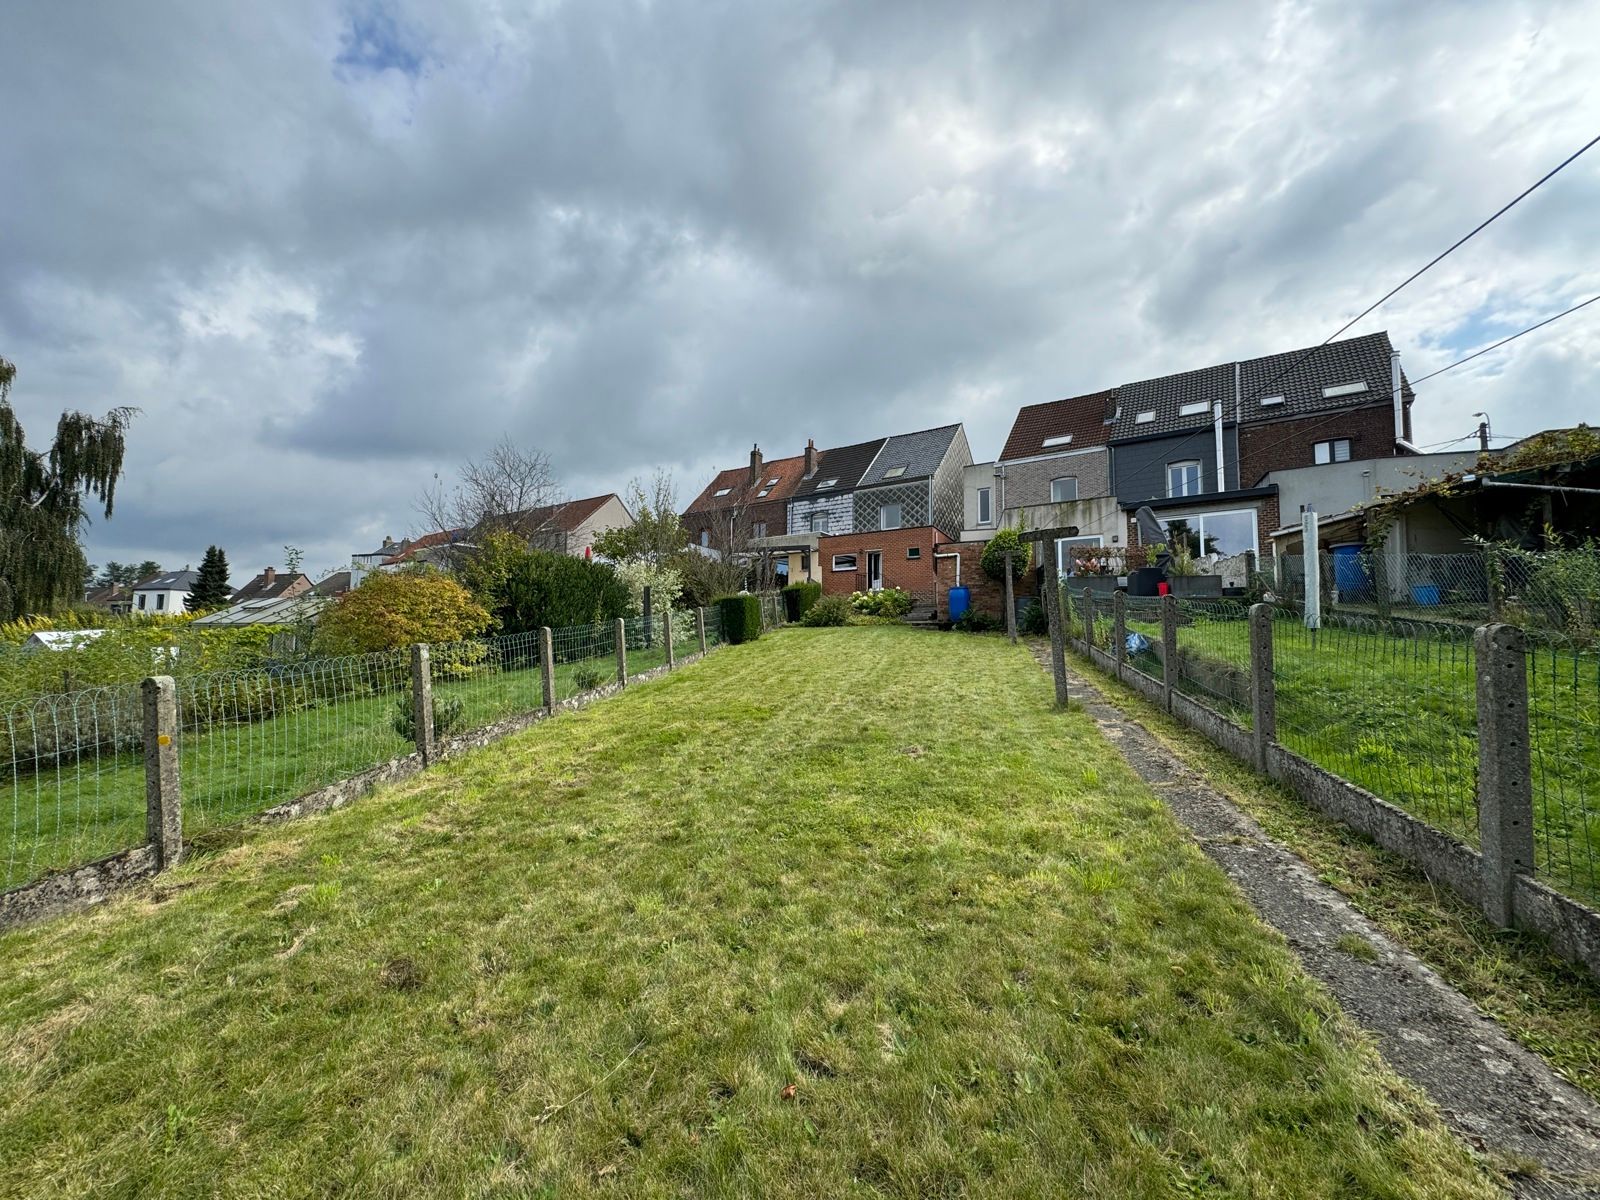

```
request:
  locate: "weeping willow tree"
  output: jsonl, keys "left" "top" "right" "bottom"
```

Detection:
{"left": 0, "top": 356, "right": 136, "bottom": 620}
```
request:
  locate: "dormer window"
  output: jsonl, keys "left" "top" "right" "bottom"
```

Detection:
{"left": 1260, "top": 395, "right": 1285, "bottom": 407}
{"left": 1322, "top": 382, "right": 1368, "bottom": 399}
{"left": 1178, "top": 401, "right": 1210, "bottom": 417}
{"left": 714, "top": 487, "right": 732, "bottom": 497}
{"left": 1135, "top": 411, "right": 1156, "bottom": 424}
{"left": 882, "top": 465, "right": 907, "bottom": 479}
{"left": 1041, "top": 435, "right": 1073, "bottom": 448}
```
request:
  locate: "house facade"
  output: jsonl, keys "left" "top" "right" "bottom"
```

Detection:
{"left": 132, "top": 570, "right": 197, "bottom": 615}
{"left": 230, "top": 567, "right": 314, "bottom": 605}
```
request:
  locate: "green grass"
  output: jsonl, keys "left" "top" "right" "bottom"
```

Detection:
{"left": 1068, "top": 652, "right": 1600, "bottom": 1107}
{"left": 3, "top": 644, "right": 672, "bottom": 890}
{"left": 0, "top": 627, "right": 1496, "bottom": 1197}
{"left": 1117, "top": 607, "right": 1600, "bottom": 903}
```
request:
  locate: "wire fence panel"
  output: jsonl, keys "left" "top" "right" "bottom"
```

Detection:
{"left": 435, "top": 631, "right": 543, "bottom": 734}
{"left": 1270, "top": 610, "right": 1479, "bottom": 844}
{"left": 1122, "top": 596, "right": 1165, "bottom": 684}
{"left": 549, "top": 621, "right": 616, "bottom": 702}
{"left": 177, "top": 650, "right": 413, "bottom": 832}
{"left": 3, "top": 685, "right": 145, "bottom": 889}
{"left": 1527, "top": 634, "right": 1600, "bottom": 903}
{"left": 1174, "top": 599, "right": 1253, "bottom": 725}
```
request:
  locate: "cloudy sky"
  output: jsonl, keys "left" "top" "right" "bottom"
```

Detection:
{"left": 4, "top": 1, "right": 1597, "bottom": 581}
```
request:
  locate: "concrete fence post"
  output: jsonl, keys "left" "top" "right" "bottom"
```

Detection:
{"left": 614, "top": 618, "right": 628, "bottom": 685}
{"left": 696, "top": 607, "right": 708, "bottom": 655}
{"left": 411, "top": 643, "right": 435, "bottom": 764}
{"left": 1248, "top": 604, "right": 1276, "bottom": 772}
{"left": 1112, "top": 590, "right": 1127, "bottom": 670}
{"left": 540, "top": 626, "right": 556, "bottom": 712}
{"left": 1475, "top": 623, "right": 1534, "bottom": 927}
{"left": 142, "top": 675, "right": 181, "bottom": 870}
{"left": 1039, "top": 564, "right": 1069, "bottom": 709}
{"left": 1003, "top": 551, "right": 1017, "bottom": 644}
{"left": 664, "top": 608, "right": 676, "bottom": 669}
{"left": 1161, "top": 593, "right": 1179, "bottom": 712}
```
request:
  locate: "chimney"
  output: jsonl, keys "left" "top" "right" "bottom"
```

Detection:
{"left": 749, "top": 443, "right": 763, "bottom": 487}
{"left": 263, "top": 567, "right": 276, "bottom": 587}
{"left": 804, "top": 438, "right": 818, "bottom": 478}
{"left": 1391, "top": 347, "right": 1406, "bottom": 445}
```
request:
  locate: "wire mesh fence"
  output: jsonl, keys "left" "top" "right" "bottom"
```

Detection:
{"left": 4, "top": 684, "right": 145, "bottom": 890}
{"left": 1527, "top": 633, "right": 1600, "bottom": 900}
{"left": 1269, "top": 609, "right": 1480, "bottom": 846}
{"left": 1172, "top": 599, "right": 1253, "bottom": 725}
{"left": 3, "top": 608, "right": 729, "bottom": 896}
{"left": 1271, "top": 547, "right": 1600, "bottom": 637}
{"left": 1122, "top": 596, "right": 1165, "bottom": 684}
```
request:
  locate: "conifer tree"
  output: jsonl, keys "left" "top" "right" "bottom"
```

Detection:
{"left": 188, "top": 546, "right": 232, "bottom": 610}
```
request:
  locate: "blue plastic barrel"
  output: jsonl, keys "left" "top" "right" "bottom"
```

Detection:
{"left": 1331, "top": 543, "right": 1371, "bottom": 600}
{"left": 948, "top": 586, "right": 971, "bottom": 621}
{"left": 1411, "top": 584, "right": 1441, "bottom": 606}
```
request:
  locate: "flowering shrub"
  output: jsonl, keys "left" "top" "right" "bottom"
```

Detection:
{"left": 849, "top": 588, "right": 913, "bottom": 618}
{"left": 800, "top": 595, "right": 851, "bottom": 626}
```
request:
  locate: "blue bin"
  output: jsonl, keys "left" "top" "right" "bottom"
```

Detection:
{"left": 1411, "top": 584, "right": 1441, "bottom": 606}
{"left": 948, "top": 586, "right": 971, "bottom": 621}
{"left": 1331, "top": 543, "right": 1372, "bottom": 600}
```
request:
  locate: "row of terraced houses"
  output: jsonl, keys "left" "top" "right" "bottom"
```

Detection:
{"left": 682, "top": 331, "right": 1485, "bottom": 620}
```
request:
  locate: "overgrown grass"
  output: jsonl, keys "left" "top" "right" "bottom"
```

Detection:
{"left": 1068, "top": 644, "right": 1600, "bottom": 1107}
{"left": 3, "top": 646, "right": 669, "bottom": 889}
{"left": 0, "top": 627, "right": 1495, "bottom": 1197}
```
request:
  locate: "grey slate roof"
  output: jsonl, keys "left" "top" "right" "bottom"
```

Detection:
{"left": 792, "top": 437, "right": 887, "bottom": 497}
{"left": 134, "top": 570, "right": 198, "bottom": 591}
{"left": 1106, "top": 331, "right": 1411, "bottom": 441}
{"left": 858, "top": 424, "right": 962, "bottom": 486}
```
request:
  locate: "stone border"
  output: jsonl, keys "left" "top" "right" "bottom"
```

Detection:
{"left": 1070, "top": 638, "right": 1600, "bottom": 983}
{"left": 0, "top": 650, "right": 718, "bottom": 931}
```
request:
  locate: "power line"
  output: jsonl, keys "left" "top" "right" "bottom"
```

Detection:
{"left": 1110, "top": 130, "right": 1600, "bottom": 485}
{"left": 1411, "top": 293, "right": 1600, "bottom": 385}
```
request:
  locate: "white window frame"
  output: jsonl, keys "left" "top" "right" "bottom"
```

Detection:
{"left": 1158, "top": 508, "right": 1258, "bottom": 558}
{"left": 810, "top": 511, "right": 830, "bottom": 534}
{"left": 815, "top": 478, "right": 839, "bottom": 490}
{"left": 906, "top": 546, "right": 921, "bottom": 560}
{"left": 879, "top": 503, "right": 902, "bottom": 531}
{"left": 1313, "top": 438, "right": 1352, "bottom": 465}
{"left": 1259, "top": 394, "right": 1285, "bottom": 407}
{"left": 1055, "top": 535, "right": 1105, "bottom": 575}
{"left": 882, "top": 465, "right": 907, "bottom": 479}
{"left": 1167, "top": 460, "right": 1202, "bottom": 498}
{"left": 1178, "top": 400, "right": 1210, "bottom": 417}
{"left": 831, "top": 554, "right": 857, "bottom": 572}
{"left": 713, "top": 487, "right": 731, "bottom": 497}
{"left": 1322, "top": 382, "right": 1368, "bottom": 398}
{"left": 699, "top": 529, "right": 709, "bottom": 547}
{"left": 1041, "top": 434, "right": 1073, "bottom": 448}
{"left": 1050, "top": 476, "right": 1078, "bottom": 503}
{"left": 976, "top": 486, "right": 992, "bottom": 526}
{"left": 1135, "top": 410, "right": 1156, "bottom": 424}
{"left": 137, "top": 594, "right": 146, "bottom": 610}
{"left": 156, "top": 594, "right": 166, "bottom": 611}
{"left": 753, "top": 521, "right": 768, "bottom": 539}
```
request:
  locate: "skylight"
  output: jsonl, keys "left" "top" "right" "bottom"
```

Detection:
{"left": 816, "top": 478, "right": 839, "bottom": 489}
{"left": 1135, "top": 411, "right": 1156, "bottom": 424}
{"left": 883, "top": 465, "right": 907, "bottom": 478}
{"left": 1322, "top": 382, "right": 1368, "bottom": 398}
{"left": 757, "top": 489, "right": 771, "bottom": 497}
{"left": 713, "top": 487, "right": 732, "bottom": 497}
{"left": 1259, "top": 394, "right": 1286, "bottom": 406}
{"left": 1178, "top": 401, "right": 1210, "bottom": 417}
{"left": 1041, "top": 434, "right": 1073, "bottom": 447}
{"left": 766, "top": 478, "right": 779, "bottom": 486}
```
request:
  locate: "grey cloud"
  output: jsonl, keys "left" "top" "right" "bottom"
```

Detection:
{"left": 1, "top": 0, "right": 1597, "bottom": 576}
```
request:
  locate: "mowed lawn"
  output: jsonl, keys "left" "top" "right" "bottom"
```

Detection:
{"left": 0, "top": 627, "right": 1494, "bottom": 1198}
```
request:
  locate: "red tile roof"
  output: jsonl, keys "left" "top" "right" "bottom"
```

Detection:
{"left": 999, "top": 390, "right": 1116, "bottom": 462}
{"left": 685, "top": 452, "right": 806, "bottom": 514}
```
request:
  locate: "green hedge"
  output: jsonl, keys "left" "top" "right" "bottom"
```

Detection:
{"left": 781, "top": 580, "right": 823, "bottom": 622}
{"left": 716, "top": 594, "right": 763, "bottom": 644}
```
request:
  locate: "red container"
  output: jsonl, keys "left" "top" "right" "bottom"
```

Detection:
{"left": 1157, "top": 581, "right": 1170, "bottom": 596}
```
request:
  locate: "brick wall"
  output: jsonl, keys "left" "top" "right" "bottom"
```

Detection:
{"left": 931, "top": 539, "right": 1038, "bottom": 620}
{"left": 818, "top": 528, "right": 944, "bottom": 602}
{"left": 1238, "top": 402, "right": 1412, "bottom": 486}
{"left": 998, "top": 448, "right": 1112, "bottom": 508}
{"left": 683, "top": 494, "right": 794, "bottom": 545}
